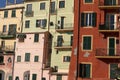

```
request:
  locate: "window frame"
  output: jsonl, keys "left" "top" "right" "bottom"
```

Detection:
{"left": 34, "top": 56, "right": 39, "bottom": 62}
{"left": 25, "top": 53, "right": 30, "bottom": 62}
{"left": 32, "top": 74, "right": 37, "bottom": 80}
{"left": 17, "top": 56, "right": 21, "bottom": 62}
{"left": 84, "top": 0, "right": 94, "bottom": 4}
{"left": 11, "top": 9, "right": 16, "bottom": 17}
{"left": 63, "top": 56, "right": 71, "bottom": 62}
{"left": 25, "top": 20, "right": 30, "bottom": 28}
{"left": 4, "top": 10, "right": 8, "bottom": 18}
{"left": 34, "top": 34, "right": 39, "bottom": 42}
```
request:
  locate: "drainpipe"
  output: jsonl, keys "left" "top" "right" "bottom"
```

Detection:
{"left": 76, "top": 0, "right": 80, "bottom": 80}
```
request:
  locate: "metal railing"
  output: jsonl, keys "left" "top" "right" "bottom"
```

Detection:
{"left": 55, "top": 23, "right": 74, "bottom": 30}
{"left": 25, "top": 11, "right": 34, "bottom": 17}
{"left": 99, "top": 0, "right": 120, "bottom": 6}
{"left": 96, "top": 48, "right": 120, "bottom": 56}
{"left": 0, "top": 45, "right": 15, "bottom": 52}
{"left": 54, "top": 41, "right": 72, "bottom": 47}
{"left": 0, "top": 31, "right": 16, "bottom": 38}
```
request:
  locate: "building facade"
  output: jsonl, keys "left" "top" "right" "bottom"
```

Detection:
{"left": 68, "top": 0, "right": 120, "bottom": 80}
{"left": 49, "top": 0, "right": 74, "bottom": 80}
{"left": 0, "top": 3, "right": 24, "bottom": 80}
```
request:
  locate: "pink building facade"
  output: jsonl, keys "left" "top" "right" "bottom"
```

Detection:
{"left": 13, "top": 32, "right": 51, "bottom": 80}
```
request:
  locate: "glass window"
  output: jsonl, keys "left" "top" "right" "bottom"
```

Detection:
{"left": 79, "top": 64, "right": 91, "bottom": 78}
{"left": 50, "top": 2, "right": 55, "bottom": 13}
{"left": 26, "top": 4, "right": 32, "bottom": 11}
{"left": 59, "top": 1, "right": 65, "bottom": 8}
{"left": 81, "top": 13, "right": 96, "bottom": 27}
{"left": 85, "top": 0, "right": 93, "bottom": 3}
{"left": 17, "top": 56, "right": 21, "bottom": 62}
{"left": 11, "top": 9, "right": 16, "bottom": 17}
{"left": 34, "top": 34, "right": 39, "bottom": 42}
{"left": 34, "top": 56, "right": 39, "bottom": 62}
{"left": 63, "top": 56, "right": 70, "bottom": 62}
{"left": 25, "top": 53, "right": 30, "bottom": 62}
{"left": 32, "top": 74, "right": 37, "bottom": 80}
{"left": 83, "top": 36, "right": 91, "bottom": 50}
{"left": 8, "top": 76, "right": 12, "bottom": 80}
{"left": 40, "top": 3, "right": 45, "bottom": 10}
{"left": 25, "top": 20, "right": 30, "bottom": 28}
{"left": 4, "top": 10, "right": 8, "bottom": 18}
{"left": 36, "top": 19, "right": 47, "bottom": 28}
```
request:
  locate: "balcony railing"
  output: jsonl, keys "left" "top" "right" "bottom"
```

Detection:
{"left": 98, "top": 0, "right": 120, "bottom": 9}
{"left": 55, "top": 23, "right": 74, "bottom": 32}
{"left": 99, "top": 24, "right": 119, "bottom": 32}
{"left": 96, "top": 48, "right": 120, "bottom": 59}
{"left": 54, "top": 41, "right": 72, "bottom": 49}
{"left": 0, "top": 45, "right": 14, "bottom": 52}
{"left": 0, "top": 31, "right": 16, "bottom": 39}
{"left": 25, "top": 11, "right": 34, "bottom": 17}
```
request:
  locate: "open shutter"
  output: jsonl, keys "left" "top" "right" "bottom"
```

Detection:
{"left": 42, "top": 19, "right": 47, "bottom": 28}
{"left": 85, "top": 64, "right": 90, "bottom": 78}
{"left": 81, "top": 13, "right": 85, "bottom": 27}
{"left": 92, "top": 13, "right": 96, "bottom": 27}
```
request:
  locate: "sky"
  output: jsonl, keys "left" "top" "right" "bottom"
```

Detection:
{"left": 0, "top": 0, "right": 23, "bottom": 8}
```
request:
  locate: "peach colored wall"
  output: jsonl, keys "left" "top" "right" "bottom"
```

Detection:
{"left": 13, "top": 33, "right": 46, "bottom": 80}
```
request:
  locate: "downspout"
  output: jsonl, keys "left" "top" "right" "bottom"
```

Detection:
{"left": 76, "top": 0, "right": 80, "bottom": 80}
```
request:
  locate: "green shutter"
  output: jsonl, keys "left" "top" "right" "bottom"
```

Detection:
{"left": 83, "top": 37, "right": 91, "bottom": 50}
{"left": 92, "top": 13, "right": 96, "bottom": 27}
{"left": 25, "top": 53, "right": 30, "bottom": 62}
{"left": 57, "top": 75, "right": 62, "bottom": 80}
{"left": 85, "top": 64, "right": 90, "bottom": 78}
{"left": 110, "top": 64, "right": 118, "bottom": 79}
{"left": 34, "top": 34, "right": 39, "bottom": 42}
{"left": 32, "top": 74, "right": 37, "bottom": 80}
{"left": 4, "top": 10, "right": 8, "bottom": 18}
{"left": 9, "top": 76, "right": 12, "bottom": 80}
{"left": 12, "top": 9, "right": 16, "bottom": 17}
{"left": 81, "top": 13, "right": 85, "bottom": 27}
{"left": 85, "top": 0, "right": 92, "bottom": 3}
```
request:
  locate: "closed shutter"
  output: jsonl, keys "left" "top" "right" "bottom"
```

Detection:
{"left": 83, "top": 37, "right": 91, "bottom": 50}
{"left": 85, "top": 64, "right": 90, "bottom": 78}
{"left": 81, "top": 13, "right": 85, "bottom": 27}
{"left": 32, "top": 74, "right": 37, "bottom": 80}
{"left": 25, "top": 53, "right": 30, "bottom": 62}
{"left": 92, "top": 13, "right": 96, "bottom": 27}
{"left": 42, "top": 19, "right": 47, "bottom": 28}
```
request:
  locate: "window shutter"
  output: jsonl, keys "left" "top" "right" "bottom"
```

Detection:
{"left": 92, "top": 13, "right": 96, "bottom": 27}
{"left": 32, "top": 74, "right": 37, "bottom": 80}
{"left": 42, "top": 19, "right": 47, "bottom": 28}
{"left": 25, "top": 53, "right": 30, "bottom": 61}
{"left": 81, "top": 13, "right": 85, "bottom": 27}
{"left": 85, "top": 64, "right": 90, "bottom": 78}
{"left": 83, "top": 37, "right": 91, "bottom": 50}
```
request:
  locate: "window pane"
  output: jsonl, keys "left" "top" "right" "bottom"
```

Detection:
{"left": 27, "top": 4, "right": 32, "bottom": 11}
{"left": 40, "top": 3, "right": 45, "bottom": 10}
{"left": 25, "top": 53, "right": 30, "bottom": 62}
{"left": 50, "top": 2, "right": 55, "bottom": 13}
{"left": 9, "top": 76, "right": 12, "bottom": 80}
{"left": 85, "top": 0, "right": 92, "bottom": 3}
{"left": 57, "top": 75, "right": 62, "bottom": 80}
{"left": 2, "top": 25, "right": 7, "bottom": 33}
{"left": 36, "top": 20, "right": 41, "bottom": 27}
{"left": 83, "top": 36, "right": 91, "bottom": 50}
{"left": 59, "top": 1, "right": 65, "bottom": 8}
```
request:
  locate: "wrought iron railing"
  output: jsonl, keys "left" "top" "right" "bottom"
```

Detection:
{"left": 54, "top": 41, "right": 72, "bottom": 47}
{"left": 99, "top": 0, "right": 120, "bottom": 6}
{"left": 0, "top": 45, "right": 15, "bottom": 52}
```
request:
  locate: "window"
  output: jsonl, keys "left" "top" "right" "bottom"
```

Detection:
{"left": 4, "top": 10, "right": 8, "bottom": 18}
{"left": 32, "top": 74, "right": 37, "bottom": 80}
{"left": 8, "top": 76, "right": 12, "bottom": 80}
{"left": 8, "top": 24, "right": 16, "bottom": 35}
{"left": 36, "top": 19, "right": 47, "bottom": 28}
{"left": 40, "top": 3, "right": 45, "bottom": 10}
{"left": 34, "top": 34, "right": 39, "bottom": 42}
{"left": 57, "top": 75, "right": 62, "bottom": 80}
{"left": 85, "top": 0, "right": 93, "bottom": 3}
{"left": 42, "top": 77, "right": 46, "bottom": 80}
{"left": 81, "top": 13, "right": 96, "bottom": 27}
{"left": 50, "top": 2, "right": 55, "bottom": 13}
{"left": 57, "top": 36, "right": 63, "bottom": 46}
{"left": 83, "top": 36, "right": 92, "bottom": 50}
{"left": 17, "top": 56, "right": 21, "bottom": 62}
{"left": 34, "top": 56, "right": 39, "bottom": 62}
{"left": 0, "top": 56, "right": 4, "bottom": 63}
{"left": 15, "top": 76, "right": 19, "bottom": 80}
{"left": 63, "top": 56, "right": 70, "bottom": 62}
{"left": 59, "top": 1, "right": 65, "bottom": 8}
{"left": 25, "top": 20, "right": 30, "bottom": 28}
{"left": 25, "top": 53, "right": 30, "bottom": 62}
{"left": 79, "top": 64, "right": 91, "bottom": 78}
{"left": 11, "top": 9, "right": 16, "bottom": 17}
{"left": 2, "top": 25, "right": 7, "bottom": 33}
{"left": 26, "top": 4, "right": 32, "bottom": 11}
{"left": 18, "top": 38, "right": 24, "bottom": 42}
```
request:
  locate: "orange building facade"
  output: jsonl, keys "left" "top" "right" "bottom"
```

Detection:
{"left": 68, "top": 0, "right": 120, "bottom": 80}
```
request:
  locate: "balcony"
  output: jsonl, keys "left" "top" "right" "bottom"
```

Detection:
{"left": 0, "top": 31, "right": 16, "bottom": 39}
{"left": 55, "top": 23, "right": 74, "bottom": 32}
{"left": 54, "top": 41, "right": 72, "bottom": 50}
{"left": 0, "top": 45, "right": 14, "bottom": 52}
{"left": 98, "top": 0, "right": 120, "bottom": 9}
{"left": 99, "top": 24, "right": 119, "bottom": 33}
{"left": 25, "top": 11, "right": 34, "bottom": 17}
{"left": 96, "top": 48, "right": 120, "bottom": 59}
